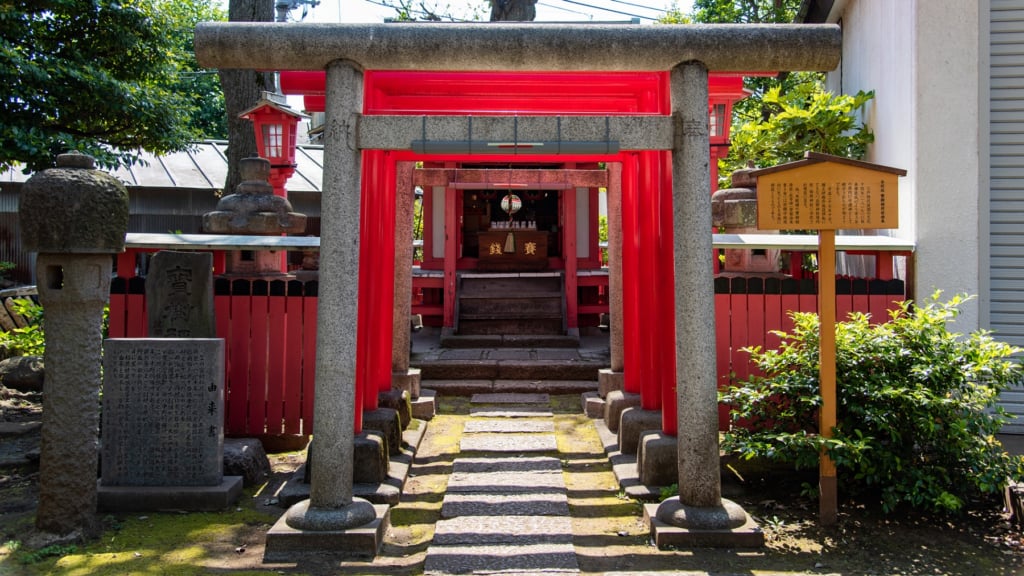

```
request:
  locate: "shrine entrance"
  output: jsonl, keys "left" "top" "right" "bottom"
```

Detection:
{"left": 280, "top": 69, "right": 748, "bottom": 337}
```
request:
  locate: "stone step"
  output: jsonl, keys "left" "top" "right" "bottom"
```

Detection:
{"left": 418, "top": 359, "right": 603, "bottom": 382}
{"left": 432, "top": 515, "right": 574, "bottom": 545}
{"left": 469, "top": 405, "right": 554, "bottom": 418}
{"left": 470, "top": 392, "right": 550, "bottom": 405}
{"left": 423, "top": 542, "right": 579, "bottom": 575}
{"left": 457, "top": 317, "right": 564, "bottom": 336}
{"left": 439, "top": 333, "right": 580, "bottom": 349}
{"left": 460, "top": 434, "right": 558, "bottom": 452}
{"left": 439, "top": 491, "right": 570, "bottom": 518}
{"left": 423, "top": 379, "right": 598, "bottom": 396}
{"left": 463, "top": 420, "right": 555, "bottom": 433}
{"left": 445, "top": 456, "right": 566, "bottom": 493}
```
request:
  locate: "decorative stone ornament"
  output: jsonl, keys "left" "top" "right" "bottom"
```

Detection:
{"left": 20, "top": 151, "right": 129, "bottom": 254}
{"left": 202, "top": 156, "right": 306, "bottom": 235}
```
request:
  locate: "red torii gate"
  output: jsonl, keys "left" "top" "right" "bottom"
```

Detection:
{"left": 282, "top": 69, "right": 748, "bottom": 436}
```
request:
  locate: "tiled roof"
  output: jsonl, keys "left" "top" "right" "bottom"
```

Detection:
{"left": 0, "top": 140, "right": 324, "bottom": 193}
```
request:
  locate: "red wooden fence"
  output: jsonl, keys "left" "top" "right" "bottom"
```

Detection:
{"left": 109, "top": 251, "right": 906, "bottom": 439}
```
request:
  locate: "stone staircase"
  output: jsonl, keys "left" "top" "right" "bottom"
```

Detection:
{"left": 449, "top": 273, "right": 577, "bottom": 348}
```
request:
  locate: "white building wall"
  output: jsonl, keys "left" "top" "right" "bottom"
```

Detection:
{"left": 826, "top": 0, "right": 982, "bottom": 331}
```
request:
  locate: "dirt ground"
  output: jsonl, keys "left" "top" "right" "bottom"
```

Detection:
{"left": 1, "top": 391, "right": 1024, "bottom": 575}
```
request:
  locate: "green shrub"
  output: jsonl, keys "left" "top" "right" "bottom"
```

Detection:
{"left": 720, "top": 293, "right": 1024, "bottom": 514}
{"left": 0, "top": 298, "right": 44, "bottom": 356}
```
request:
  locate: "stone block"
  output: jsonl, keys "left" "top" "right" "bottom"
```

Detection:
{"left": 362, "top": 408, "right": 401, "bottom": 456}
{"left": 101, "top": 338, "right": 225, "bottom": 487}
{"left": 391, "top": 367, "right": 421, "bottom": 398}
{"left": 263, "top": 503, "right": 390, "bottom": 562}
{"left": 644, "top": 502, "right": 765, "bottom": 549}
{"left": 581, "top": 391, "right": 605, "bottom": 418}
{"left": 411, "top": 388, "right": 436, "bottom": 420}
{"left": 618, "top": 407, "right": 662, "bottom": 455}
{"left": 637, "top": 431, "right": 677, "bottom": 487}
{"left": 354, "top": 431, "right": 388, "bottom": 484}
{"left": 598, "top": 368, "right": 623, "bottom": 398}
{"left": 0, "top": 355, "right": 44, "bottom": 393}
{"left": 603, "top": 390, "right": 640, "bottom": 433}
{"left": 223, "top": 438, "right": 270, "bottom": 487}
{"left": 378, "top": 389, "right": 412, "bottom": 429}
{"left": 97, "top": 476, "right": 242, "bottom": 513}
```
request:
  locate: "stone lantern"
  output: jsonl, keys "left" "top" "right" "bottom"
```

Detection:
{"left": 202, "top": 156, "right": 307, "bottom": 277}
{"left": 20, "top": 151, "right": 129, "bottom": 538}
{"left": 711, "top": 165, "right": 782, "bottom": 274}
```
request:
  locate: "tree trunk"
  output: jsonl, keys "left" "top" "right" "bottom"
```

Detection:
{"left": 489, "top": 0, "right": 537, "bottom": 21}
{"left": 218, "top": 0, "right": 275, "bottom": 195}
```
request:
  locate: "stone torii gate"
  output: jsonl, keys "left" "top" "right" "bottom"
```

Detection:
{"left": 196, "top": 22, "right": 840, "bottom": 556}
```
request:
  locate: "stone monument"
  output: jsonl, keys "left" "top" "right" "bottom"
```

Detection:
{"left": 19, "top": 151, "right": 128, "bottom": 539}
{"left": 146, "top": 251, "right": 216, "bottom": 338}
{"left": 97, "top": 338, "right": 242, "bottom": 511}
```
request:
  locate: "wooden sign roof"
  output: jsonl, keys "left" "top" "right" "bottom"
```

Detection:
{"left": 750, "top": 152, "right": 906, "bottom": 231}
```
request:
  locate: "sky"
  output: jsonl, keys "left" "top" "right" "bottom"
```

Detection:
{"left": 282, "top": 0, "right": 692, "bottom": 24}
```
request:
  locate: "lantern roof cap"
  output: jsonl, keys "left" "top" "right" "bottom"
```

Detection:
{"left": 238, "top": 91, "right": 310, "bottom": 121}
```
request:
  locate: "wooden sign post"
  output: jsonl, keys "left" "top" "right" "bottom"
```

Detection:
{"left": 751, "top": 152, "right": 905, "bottom": 525}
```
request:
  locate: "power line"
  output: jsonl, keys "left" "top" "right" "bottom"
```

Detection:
{"left": 605, "top": 0, "right": 670, "bottom": 14}
{"left": 545, "top": 0, "right": 656, "bottom": 21}
{"left": 360, "top": 0, "right": 473, "bottom": 21}
{"left": 536, "top": 1, "right": 592, "bottom": 18}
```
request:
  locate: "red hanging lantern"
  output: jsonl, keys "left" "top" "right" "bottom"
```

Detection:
{"left": 239, "top": 93, "right": 310, "bottom": 197}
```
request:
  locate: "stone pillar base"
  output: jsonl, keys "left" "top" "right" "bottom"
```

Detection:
{"left": 97, "top": 477, "right": 243, "bottom": 513}
{"left": 598, "top": 369, "right": 624, "bottom": 398}
{"left": 581, "top": 391, "right": 605, "bottom": 418}
{"left": 644, "top": 499, "right": 764, "bottom": 549}
{"left": 362, "top": 408, "right": 401, "bottom": 456}
{"left": 411, "top": 389, "right": 437, "bottom": 420}
{"left": 603, "top": 390, "right": 641, "bottom": 433}
{"left": 618, "top": 407, "right": 662, "bottom": 455}
{"left": 264, "top": 503, "right": 390, "bottom": 562}
{"left": 379, "top": 389, "right": 412, "bottom": 429}
{"left": 392, "top": 368, "right": 421, "bottom": 398}
{"left": 354, "top": 431, "right": 389, "bottom": 484}
{"left": 637, "top": 431, "right": 677, "bottom": 487}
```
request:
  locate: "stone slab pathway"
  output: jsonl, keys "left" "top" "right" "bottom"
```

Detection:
{"left": 423, "top": 393, "right": 579, "bottom": 575}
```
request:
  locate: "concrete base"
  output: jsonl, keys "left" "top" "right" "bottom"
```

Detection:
{"left": 637, "top": 431, "right": 678, "bottom": 487}
{"left": 392, "top": 367, "right": 422, "bottom": 398}
{"left": 362, "top": 408, "right": 401, "bottom": 456}
{"left": 379, "top": 389, "right": 412, "bottom": 429}
{"left": 604, "top": 390, "right": 640, "bottom": 433}
{"left": 581, "top": 391, "right": 605, "bottom": 418}
{"left": 618, "top": 407, "right": 662, "bottom": 455}
{"left": 598, "top": 369, "right": 624, "bottom": 398}
{"left": 644, "top": 501, "right": 764, "bottom": 548}
{"left": 97, "top": 476, "right": 243, "bottom": 512}
{"left": 264, "top": 503, "right": 390, "bottom": 562}
{"left": 411, "top": 388, "right": 436, "bottom": 420}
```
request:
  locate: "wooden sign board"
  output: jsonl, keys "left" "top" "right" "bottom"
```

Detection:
{"left": 753, "top": 153, "right": 905, "bottom": 231}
